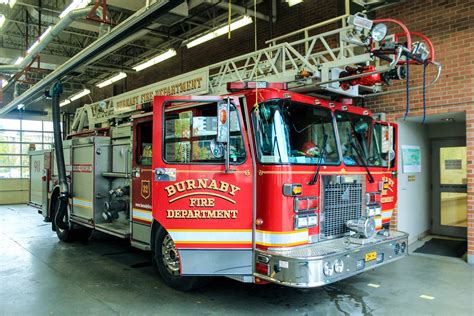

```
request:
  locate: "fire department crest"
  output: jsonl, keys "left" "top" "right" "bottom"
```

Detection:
{"left": 141, "top": 180, "right": 151, "bottom": 199}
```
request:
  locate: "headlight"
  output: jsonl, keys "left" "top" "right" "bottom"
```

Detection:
{"left": 371, "top": 23, "right": 388, "bottom": 42}
{"left": 334, "top": 259, "right": 344, "bottom": 273}
{"left": 323, "top": 261, "right": 334, "bottom": 276}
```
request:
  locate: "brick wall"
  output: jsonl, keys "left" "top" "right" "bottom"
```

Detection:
{"left": 366, "top": 0, "right": 474, "bottom": 262}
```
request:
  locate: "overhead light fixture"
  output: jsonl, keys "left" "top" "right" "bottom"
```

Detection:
{"left": 132, "top": 49, "right": 177, "bottom": 72}
{"left": 185, "top": 16, "right": 253, "bottom": 49}
{"left": 96, "top": 72, "right": 127, "bottom": 88}
{"left": 69, "top": 88, "right": 90, "bottom": 101}
{"left": 60, "top": 99, "right": 71, "bottom": 107}
{"left": 0, "top": 0, "right": 16, "bottom": 8}
{"left": 0, "top": 14, "right": 5, "bottom": 28}
{"left": 59, "top": 0, "right": 90, "bottom": 19}
{"left": 286, "top": 0, "right": 303, "bottom": 6}
{"left": 17, "top": 103, "right": 25, "bottom": 110}
{"left": 14, "top": 56, "right": 24, "bottom": 65}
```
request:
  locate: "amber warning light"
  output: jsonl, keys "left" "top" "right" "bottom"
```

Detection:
{"left": 227, "top": 81, "right": 288, "bottom": 92}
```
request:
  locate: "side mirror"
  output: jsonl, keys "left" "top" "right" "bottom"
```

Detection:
{"left": 217, "top": 99, "right": 231, "bottom": 173}
{"left": 217, "top": 101, "right": 229, "bottom": 143}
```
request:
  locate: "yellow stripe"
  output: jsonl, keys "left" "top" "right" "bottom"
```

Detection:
{"left": 73, "top": 204, "right": 92, "bottom": 209}
{"left": 175, "top": 241, "right": 252, "bottom": 244}
{"left": 256, "top": 229, "right": 308, "bottom": 235}
{"left": 133, "top": 208, "right": 152, "bottom": 213}
{"left": 258, "top": 170, "right": 391, "bottom": 176}
{"left": 168, "top": 228, "right": 251, "bottom": 232}
{"left": 256, "top": 241, "right": 307, "bottom": 247}
{"left": 132, "top": 216, "right": 152, "bottom": 222}
{"left": 73, "top": 197, "right": 92, "bottom": 203}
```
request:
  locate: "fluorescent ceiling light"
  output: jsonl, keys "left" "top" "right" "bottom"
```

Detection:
{"left": 286, "top": 0, "right": 303, "bottom": 6}
{"left": 14, "top": 56, "right": 24, "bottom": 65}
{"left": 186, "top": 16, "right": 253, "bottom": 49}
{"left": 96, "top": 72, "right": 127, "bottom": 88}
{"left": 59, "top": 0, "right": 90, "bottom": 19}
{"left": 70, "top": 88, "right": 90, "bottom": 101}
{"left": 133, "top": 49, "right": 177, "bottom": 72}
{"left": 0, "top": 14, "right": 5, "bottom": 28}
{"left": 60, "top": 99, "right": 71, "bottom": 107}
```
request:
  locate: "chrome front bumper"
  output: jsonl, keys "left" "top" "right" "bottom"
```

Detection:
{"left": 254, "top": 230, "right": 408, "bottom": 288}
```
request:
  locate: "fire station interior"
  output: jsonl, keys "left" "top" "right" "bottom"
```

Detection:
{"left": 0, "top": 0, "right": 473, "bottom": 314}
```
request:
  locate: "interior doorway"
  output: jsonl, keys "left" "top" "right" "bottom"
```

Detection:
{"left": 431, "top": 139, "right": 467, "bottom": 238}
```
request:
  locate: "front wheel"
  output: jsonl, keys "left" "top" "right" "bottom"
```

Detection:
{"left": 153, "top": 228, "right": 209, "bottom": 291}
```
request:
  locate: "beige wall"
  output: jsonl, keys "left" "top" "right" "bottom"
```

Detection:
{"left": 0, "top": 179, "right": 29, "bottom": 204}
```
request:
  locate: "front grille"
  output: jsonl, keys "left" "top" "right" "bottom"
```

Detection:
{"left": 322, "top": 182, "right": 362, "bottom": 238}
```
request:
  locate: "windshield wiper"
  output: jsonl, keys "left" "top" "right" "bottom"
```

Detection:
{"left": 309, "top": 133, "right": 328, "bottom": 185}
{"left": 350, "top": 135, "right": 375, "bottom": 183}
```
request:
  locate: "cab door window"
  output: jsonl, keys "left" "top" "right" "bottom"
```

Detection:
{"left": 163, "top": 102, "right": 246, "bottom": 164}
{"left": 136, "top": 120, "right": 152, "bottom": 166}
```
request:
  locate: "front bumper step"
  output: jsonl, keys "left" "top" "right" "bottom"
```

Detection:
{"left": 255, "top": 230, "right": 408, "bottom": 288}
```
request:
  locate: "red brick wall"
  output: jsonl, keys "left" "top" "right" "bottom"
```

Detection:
{"left": 367, "top": 0, "right": 474, "bottom": 261}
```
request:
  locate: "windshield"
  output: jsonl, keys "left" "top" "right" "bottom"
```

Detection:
{"left": 335, "top": 111, "right": 373, "bottom": 166}
{"left": 253, "top": 99, "right": 339, "bottom": 164}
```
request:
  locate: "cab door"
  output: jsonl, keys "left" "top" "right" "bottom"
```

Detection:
{"left": 152, "top": 95, "right": 254, "bottom": 276}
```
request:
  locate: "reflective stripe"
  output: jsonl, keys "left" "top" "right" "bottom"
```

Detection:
{"left": 256, "top": 229, "right": 308, "bottom": 247}
{"left": 375, "top": 215, "right": 382, "bottom": 229}
{"left": 73, "top": 198, "right": 92, "bottom": 209}
{"left": 169, "top": 230, "right": 252, "bottom": 243}
{"left": 382, "top": 209, "right": 393, "bottom": 220}
{"left": 132, "top": 208, "right": 153, "bottom": 222}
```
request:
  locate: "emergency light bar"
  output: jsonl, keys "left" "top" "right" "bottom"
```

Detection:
{"left": 226, "top": 81, "right": 288, "bottom": 92}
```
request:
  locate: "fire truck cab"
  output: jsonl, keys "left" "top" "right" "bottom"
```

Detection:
{"left": 34, "top": 82, "right": 406, "bottom": 290}
{"left": 31, "top": 11, "right": 442, "bottom": 290}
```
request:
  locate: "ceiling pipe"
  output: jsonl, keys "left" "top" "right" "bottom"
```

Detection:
{"left": 0, "top": 7, "right": 92, "bottom": 75}
{"left": 188, "top": 0, "right": 270, "bottom": 22}
{"left": 0, "top": 0, "right": 185, "bottom": 116}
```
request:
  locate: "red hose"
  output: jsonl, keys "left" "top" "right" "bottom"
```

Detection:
{"left": 374, "top": 18, "right": 412, "bottom": 51}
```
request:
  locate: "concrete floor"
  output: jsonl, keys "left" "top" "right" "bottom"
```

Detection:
{"left": 1, "top": 204, "right": 473, "bottom": 315}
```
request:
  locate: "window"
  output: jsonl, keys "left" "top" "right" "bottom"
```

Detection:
{"left": 335, "top": 111, "right": 373, "bottom": 166}
{"left": 253, "top": 99, "right": 339, "bottom": 164}
{"left": 0, "top": 118, "right": 58, "bottom": 179}
{"left": 136, "top": 120, "right": 153, "bottom": 166}
{"left": 164, "top": 102, "right": 246, "bottom": 164}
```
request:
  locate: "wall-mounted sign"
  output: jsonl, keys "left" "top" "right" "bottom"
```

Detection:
{"left": 401, "top": 145, "right": 421, "bottom": 173}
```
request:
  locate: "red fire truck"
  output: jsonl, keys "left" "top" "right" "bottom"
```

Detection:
{"left": 29, "top": 13, "right": 439, "bottom": 291}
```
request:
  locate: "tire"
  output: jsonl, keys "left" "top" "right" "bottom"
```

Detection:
{"left": 153, "top": 227, "right": 210, "bottom": 291}
{"left": 53, "top": 198, "right": 92, "bottom": 243}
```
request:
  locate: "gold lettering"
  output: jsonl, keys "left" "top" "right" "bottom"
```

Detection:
{"left": 164, "top": 185, "right": 176, "bottom": 197}
{"left": 197, "top": 178, "right": 208, "bottom": 189}
{"left": 218, "top": 181, "right": 229, "bottom": 193}
{"left": 229, "top": 184, "right": 241, "bottom": 196}
{"left": 185, "top": 179, "right": 196, "bottom": 190}
{"left": 175, "top": 181, "right": 186, "bottom": 192}
{"left": 208, "top": 179, "right": 218, "bottom": 190}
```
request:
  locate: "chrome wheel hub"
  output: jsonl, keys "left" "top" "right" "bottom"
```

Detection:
{"left": 162, "top": 234, "right": 180, "bottom": 276}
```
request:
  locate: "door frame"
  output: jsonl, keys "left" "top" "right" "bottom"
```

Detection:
{"left": 431, "top": 138, "right": 467, "bottom": 237}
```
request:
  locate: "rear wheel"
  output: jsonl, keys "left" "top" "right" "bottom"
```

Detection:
{"left": 153, "top": 227, "right": 209, "bottom": 291}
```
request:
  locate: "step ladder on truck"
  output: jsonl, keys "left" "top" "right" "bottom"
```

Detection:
{"left": 29, "top": 12, "right": 441, "bottom": 291}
